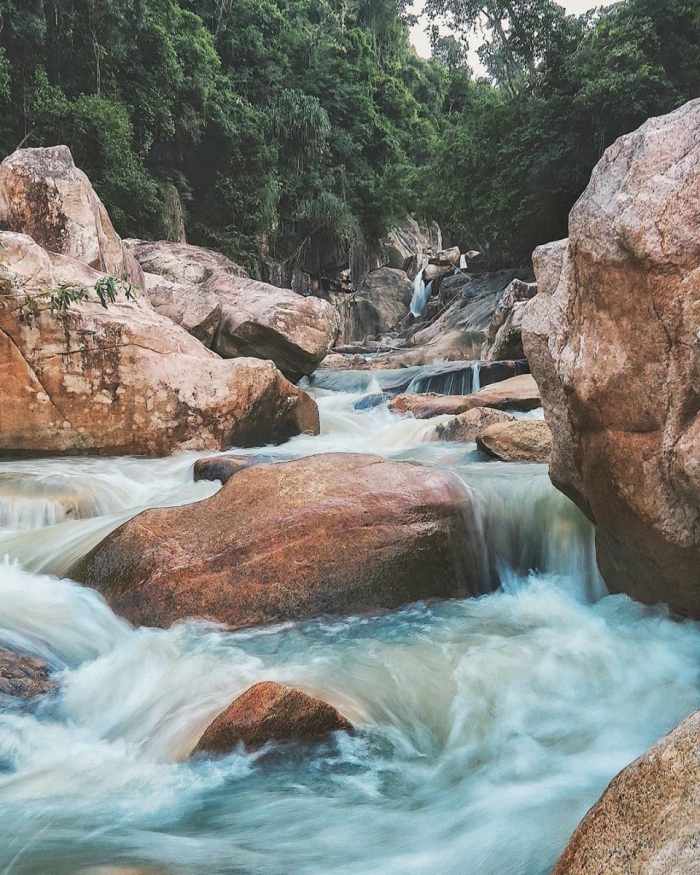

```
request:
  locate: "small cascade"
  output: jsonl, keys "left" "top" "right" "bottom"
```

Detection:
{"left": 410, "top": 258, "right": 431, "bottom": 316}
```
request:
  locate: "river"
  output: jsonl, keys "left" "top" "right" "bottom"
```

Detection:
{"left": 1, "top": 368, "right": 699, "bottom": 875}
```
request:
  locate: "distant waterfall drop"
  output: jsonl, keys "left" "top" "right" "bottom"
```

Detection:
{"left": 410, "top": 258, "right": 431, "bottom": 317}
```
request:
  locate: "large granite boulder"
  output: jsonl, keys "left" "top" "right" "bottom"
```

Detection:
{"left": 194, "top": 682, "right": 352, "bottom": 754}
{"left": 482, "top": 278, "right": 537, "bottom": 360}
{"left": 332, "top": 267, "right": 414, "bottom": 344}
{"left": 552, "top": 710, "right": 700, "bottom": 875}
{"left": 0, "top": 146, "right": 143, "bottom": 288}
{"left": 126, "top": 240, "right": 339, "bottom": 381}
{"left": 383, "top": 216, "right": 442, "bottom": 278}
{"left": 522, "top": 98, "right": 700, "bottom": 617}
{"left": 0, "top": 233, "right": 318, "bottom": 456}
{"left": 74, "top": 453, "right": 483, "bottom": 629}
{"left": 432, "top": 408, "right": 517, "bottom": 443}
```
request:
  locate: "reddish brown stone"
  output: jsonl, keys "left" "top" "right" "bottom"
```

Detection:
{"left": 194, "top": 682, "right": 352, "bottom": 753}
{"left": 0, "top": 648, "right": 56, "bottom": 699}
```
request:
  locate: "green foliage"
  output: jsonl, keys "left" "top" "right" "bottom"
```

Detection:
{"left": 0, "top": 0, "right": 696, "bottom": 271}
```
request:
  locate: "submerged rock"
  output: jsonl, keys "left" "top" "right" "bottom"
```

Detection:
{"left": 552, "top": 710, "right": 700, "bottom": 875}
{"left": 0, "top": 232, "right": 318, "bottom": 456}
{"left": 194, "top": 682, "right": 352, "bottom": 754}
{"left": 432, "top": 408, "right": 516, "bottom": 443}
{"left": 476, "top": 420, "right": 552, "bottom": 463}
{"left": 193, "top": 455, "right": 259, "bottom": 484}
{"left": 75, "top": 453, "right": 483, "bottom": 629}
{"left": 522, "top": 98, "right": 700, "bottom": 617}
{"left": 0, "top": 647, "right": 56, "bottom": 700}
{"left": 127, "top": 240, "right": 339, "bottom": 381}
{"left": 0, "top": 146, "right": 143, "bottom": 288}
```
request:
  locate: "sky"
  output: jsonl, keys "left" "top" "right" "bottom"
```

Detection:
{"left": 409, "top": 0, "right": 619, "bottom": 61}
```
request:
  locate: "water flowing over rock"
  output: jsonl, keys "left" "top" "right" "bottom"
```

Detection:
{"left": 0, "top": 647, "right": 56, "bottom": 700}
{"left": 482, "top": 278, "right": 537, "bottom": 361}
{"left": 74, "top": 453, "right": 484, "bottom": 629}
{"left": 522, "top": 98, "right": 700, "bottom": 617}
{"left": 0, "top": 232, "right": 318, "bottom": 456}
{"left": 476, "top": 420, "right": 552, "bottom": 463}
{"left": 552, "top": 710, "right": 700, "bottom": 875}
{"left": 127, "top": 240, "right": 340, "bottom": 381}
{"left": 194, "top": 682, "right": 352, "bottom": 754}
{"left": 390, "top": 374, "right": 540, "bottom": 418}
{"left": 432, "top": 408, "right": 517, "bottom": 443}
{"left": 0, "top": 146, "right": 143, "bottom": 288}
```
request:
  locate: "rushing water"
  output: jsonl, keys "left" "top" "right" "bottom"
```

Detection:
{"left": 1, "top": 368, "right": 699, "bottom": 875}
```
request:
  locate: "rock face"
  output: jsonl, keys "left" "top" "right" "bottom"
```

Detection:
{"left": 476, "top": 419, "right": 552, "bottom": 463}
{"left": 383, "top": 216, "right": 442, "bottom": 278}
{"left": 432, "top": 408, "right": 516, "bottom": 443}
{"left": 75, "top": 453, "right": 483, "bottom": 629}
{"left": 0, "top": 647, "right": 56, "bottom": 699}
{"left": 332, "top": 267, "right": 413, "bottom": 344}
{"left": 390, "top": 375, "right": 540, "bottom": 419}
{"left": 194, "top": 682, "right": 352, "bottom": 753}
{"left": 522, "top": 99, "right": 700, "bottom": 616}
{"left": 552, "top": 710, "right": 700, "bottom": 875}
{"left": 482, "top": 278, "right": 537, "bottom": 361}
{"left": 208, "top": 275, "right": 340, "bottom": 382}
{"left": 0, "top": 146, "right": 143, "bottom": 288}
{"left": 0, "top": 232, "right": 318, "bottom": 456}
{"left": 127, "top": 240, "right": 339, "bottom": 381}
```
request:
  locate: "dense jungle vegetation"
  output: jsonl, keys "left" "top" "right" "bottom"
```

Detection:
{"left": 0, "top": 0, "right": 698, "bottom": 272}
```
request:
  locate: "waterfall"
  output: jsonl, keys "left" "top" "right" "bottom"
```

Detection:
{"left": 1, "top": 367, "right": 700, "bottom": 875}
{"left": 410, "top": 258, "right": 431, "bottom": 316}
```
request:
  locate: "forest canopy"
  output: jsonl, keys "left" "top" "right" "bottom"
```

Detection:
{"left": 0, "top": 0, "right": 697, "bottom": 273}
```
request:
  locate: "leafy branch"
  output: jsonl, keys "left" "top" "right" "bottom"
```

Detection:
{"left": 6, "top": 273, "right": 139, "bottom": 323}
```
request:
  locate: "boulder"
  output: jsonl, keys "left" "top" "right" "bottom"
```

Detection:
{"left": 193, "top": 455, "right": 259, "bottom": 484}
{"left": 432, "top": 408, "right": 517, "bottom": 443}
{"left": 482, "top": 278, "right": 537, "bottom": 360}
{"left": 142, "top": 272, "right": 221, "bottom": 346}
{"left": 390, "top": 374, "right": 540, "bottom": 419}
{"left": 552, "top": 710, "right": 700, "bottom": 875}
{"left": 127, "top": 240, "right": 339, "bottom": 381}
{"left": 522, "top": 98, "right": 700, "bottom": 617}
{"left": 0, "top": 232, "right": 318, "bottom": 456}
{"left": 124, "top": 239, "right": 248, "bottom": 284}
{"left": 476, "top": 419, "right": 552, "bottom": 462}
{"left": 74, "top": 453, "right": 483, "bottom": 629}
{"left": 0, "top": 146, "right": 143, "bottom": 288}
{"left": 194, "top": 682, "right": 352, "bottom": 754}
{"left": 383, "top": 216, "right": 442, "bottom": 278}
{"left": 0, "top": 647, "right": 56, "bottom": 699}
{"left": 435, "top": 246, "right": 461, "bottom": 267}
{"left": 331, "top": 267, "right": 414, "bottom": 345}
{"left": 208, "top": 274, "right": 340, "bottom": 382}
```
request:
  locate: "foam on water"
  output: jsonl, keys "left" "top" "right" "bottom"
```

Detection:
{"left": 0, "top": 375, "right": 697, "bottom": 875}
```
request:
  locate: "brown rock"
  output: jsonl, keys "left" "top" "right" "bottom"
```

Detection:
{"left": 142, "top": 272, "right": 221, "bottom": 346}
{"left": 553, "top": 710, "right": 700, "bottom": 875}
{"left": 522, "top": 98, "right": 700, "bottom": 616}
{"left": 482, "top": 278, "right": 537, "bottom": 361}
{"left": 0, "top": 647, "right": 56, "bottom": 699}
{"left": 0, "top": 146, "right": 143, "bottom": 288}
{"left": 389, "top": 374, "right": 540, "bottom": 419}
{"left": 193, "top": 455, "right": 259, "bottom": 484}
{"left": 194, "top": 682, "right": 352, "bottom": 753}
{"left": 476, "top": 419, "right": 552, "bottom": 462}
{"left": 208, "top": 274, "right": 340, "bottom": 381}
{"left": 0, "top": 232, "right": 318, "bottom": 456}
{"left": 331, "top": 267, "right": 414, "bottom": 345}
{"left": 124, "top": 239, "right": 248, "bottom": 284}
{"left": 432, "top": 408, "right": 516, "bottom": 443}
{"left": 74, "top": 453, "right": 483, "bottom": 629}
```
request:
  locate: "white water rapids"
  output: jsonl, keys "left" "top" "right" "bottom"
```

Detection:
{"left": 1, "top": 371, "right": 699, "bottom": 875}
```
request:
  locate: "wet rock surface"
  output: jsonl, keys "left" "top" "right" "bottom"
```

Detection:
{"left": 194, "top": 682, "right": 352, "bottom": 754}
{"left": 522, "top": 98, "right": 700, "bottom": 616}
{"left": 432, "top": 408, "right": 517, "bottom": 443}
{"left": 476, "top": 419, "right": 552, "bottom": 463}
{"left": 0, "top": 647, "right": 56, "bottom": 700}
{"left": 75, "top": 453, "right": 483, "bottom": 629}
